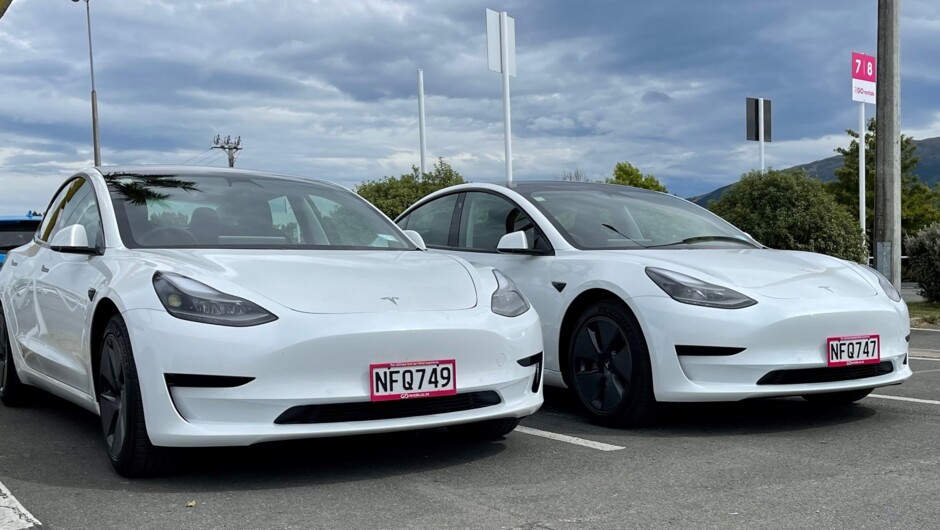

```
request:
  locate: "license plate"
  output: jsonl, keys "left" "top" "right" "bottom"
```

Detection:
{"left": 827, "top": 334, "right": 880, "bottom": 367}
{"left": 369, "top": 359, "right": 457, "bottom": 402}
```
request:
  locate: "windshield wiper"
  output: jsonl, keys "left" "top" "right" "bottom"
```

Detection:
{"left": 650, "top": 235, "right": 758, "bottom": 248}
{"left": 601, "top": 224, "right": 647, "bottom": 248}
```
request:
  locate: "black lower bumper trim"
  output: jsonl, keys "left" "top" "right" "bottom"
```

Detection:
{"left": 274, "top": 391, "right": 502, "bottom": 425}
{"left": 756, "top": 361, "right": 894, "bottom": 385}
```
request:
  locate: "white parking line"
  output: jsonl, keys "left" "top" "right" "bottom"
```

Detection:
{"left": 910, "top": 357, "right": 940, "bottom": 362}
{"left": 870, "top": 394, "right": 940, "bottom": 406}
{"left": 515, "top": 426, "right": 625, "bottom": 451}
{"left": 911, "top": 328, "right": 940, "bottom": 333}
{"left": 0, "top": 481, "right": 41, "bottom": 530}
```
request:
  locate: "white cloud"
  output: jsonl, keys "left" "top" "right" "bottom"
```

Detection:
{"left": 1, "top": 0, "right": 939, "bottom": 213}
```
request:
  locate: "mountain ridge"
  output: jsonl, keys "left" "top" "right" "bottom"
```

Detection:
{"left": 689, "top": 136, "right": 940, "bottom": 206}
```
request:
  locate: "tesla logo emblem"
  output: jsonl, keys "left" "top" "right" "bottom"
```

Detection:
{"left": 381, "top": 296, "right": 400, "bottom": 306}
{"left": 819, "top": 286, "right": 834, "bottom": 293}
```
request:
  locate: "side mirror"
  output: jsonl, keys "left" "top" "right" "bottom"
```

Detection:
{"left": 50, "top": 224, "right": 96, "bottom": 254}
{"left": 497, "top": 231, "right": 530, "bottom": 253}
{"left": 402, "top": 229, "right": 427, "bottom": 251}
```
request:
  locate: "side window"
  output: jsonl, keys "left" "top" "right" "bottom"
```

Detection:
{"left": 398, "top": 194, "right": 457, "bottom": 248}
{"left": 458, "top": 192, "right": 543, "bottom": 252}
{"left": 40, "top": 179, "right": 102, "bottom": 246}
{"left": 55, "top": 179, "right": 102, "bottom": 248}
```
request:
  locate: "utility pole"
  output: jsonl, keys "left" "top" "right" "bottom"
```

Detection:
{"left": 417, "top": 69, "right": 428, "bottom": 175}
{"left": 874, "top": 0, "right": 901, "bottom": 287}
{"left": 212, "top": 135, "right": 242, "bottom": 168}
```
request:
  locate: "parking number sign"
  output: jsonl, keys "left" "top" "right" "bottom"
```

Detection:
{"left": 852, "top": 52, "right": 876, "bottom": 104}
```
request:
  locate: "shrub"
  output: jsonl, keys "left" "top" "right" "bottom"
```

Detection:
{"left": 906, "top": 222, "right": 940, "bottom": 302}
{"left": 709, "top": 169, "right": 866, "bottom": 263}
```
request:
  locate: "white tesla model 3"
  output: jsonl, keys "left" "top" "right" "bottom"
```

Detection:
{"left": 396, "top": 181, "right": 912, "bottom": 426}
{"left": 0, "top": 167, "right": 543, "bottom": 477}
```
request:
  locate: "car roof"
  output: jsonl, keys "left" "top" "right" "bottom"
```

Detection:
{"left": 93, "top": 165, "right": 347, "bottom": 190}
{"left": 509, "top": 180, "right": 664, "bottom": 196}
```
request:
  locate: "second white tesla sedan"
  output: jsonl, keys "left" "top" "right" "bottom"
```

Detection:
{"left": 0, "top": 167, "right": 543, "bottom": 477}
{"left": 396, "top": 181, "right": 912, "bottom": 426}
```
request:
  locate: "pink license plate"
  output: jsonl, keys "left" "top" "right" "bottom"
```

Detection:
{"left": 827, "top": 335, "right": 880, "bottom": 367}
{"left": 370, "top": 359, "right": 457, "bottom": 402}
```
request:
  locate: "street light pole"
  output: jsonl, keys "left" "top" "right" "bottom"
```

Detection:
{"left": 73, "top": 0, "right": 101, "bottom": 166}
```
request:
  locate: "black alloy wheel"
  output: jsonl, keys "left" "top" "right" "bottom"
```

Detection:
{"left": 565, "top": 300, "right": 655, "bottom": 427}
{"left": 802, "top": 388, "right": 873, "bottom": 405}
{"left": 0, "top": 304, "right": 29, "bottom": 406}
{"left": 97, "top": 315, "right": 166, "bottom": 477}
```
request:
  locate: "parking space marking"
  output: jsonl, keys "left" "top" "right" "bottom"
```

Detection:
{"left": 870, "top": 394, "right": 940, "bottom": 406}
{"left": 515, "top": 426, "right": 625, "bottom": 451}
{"left": 0, "top": 481, "right": 41, "bottom": 530}
{"left": 911, "top": 357, "right": 940, "bottom": 362}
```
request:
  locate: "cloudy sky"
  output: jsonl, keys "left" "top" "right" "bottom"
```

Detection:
{"left": 2, "top": 0, "right": 940, "bottom": 214}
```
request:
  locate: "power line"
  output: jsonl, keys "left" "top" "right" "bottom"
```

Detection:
{"left": 179, "top": 147, "right": 214, "bottom": 165}
{"left": 189, "top": 150, "right": 220, "bottom": 166}
{"left": 212, "top": 135, "right": 242, "bottom": 168}
{"left": 200, "top": 152, "right": 226, "bottom": 166}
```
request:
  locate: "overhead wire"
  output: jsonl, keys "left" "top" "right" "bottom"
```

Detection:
{"left": 178, "top": 147, "right": 214, "bottom": 165}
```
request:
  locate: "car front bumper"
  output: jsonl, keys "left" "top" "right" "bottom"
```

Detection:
{"left": 123, "top": 307, "right": 543, "bottom": 447}
{"left": 629, "top": 295, "right": 913, "bottom": 402}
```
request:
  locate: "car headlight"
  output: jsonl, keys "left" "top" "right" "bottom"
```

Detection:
{"left": 491, "top": 269, "right": 530, "bottom": 317}
{"left": 868, "top": 267, "right": 902, "bottom": 302}
{"left": 152, "top": 272, "right": 277, "bottom": 326}
{"left": 645, "top": 267, "right": 757, "bottom": 309}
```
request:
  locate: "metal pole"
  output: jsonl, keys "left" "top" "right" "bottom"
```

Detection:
{"left": 859, "top": 102, "right": 866, "bottom": 235}
{"left": 875, "top": 0, "right": 901, "bottom": 287}
{"left": 758, "top": 97, "right": 765, "bottom": 172}
{"left": 82, "top": 0, "right": 101, "bottom": 166}
{"left": 499, "top": 11, "right": 513, "bottom": 187}
{"left": 417, "top": 69, "right": 427, "bottom": 175}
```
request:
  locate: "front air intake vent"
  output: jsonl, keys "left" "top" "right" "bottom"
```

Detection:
{"left": 274, "top": 391, "right": 502, "bottom": 424}
{"left": 756, "top": 361, "right": 893, "bottom": 385}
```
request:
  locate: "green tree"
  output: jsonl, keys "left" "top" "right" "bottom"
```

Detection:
{"left": 906, "top": 222, "right": 940, "bottom": 302}
{"left": 827, "top": 118, "right": 940, "bottom": 246}
{"left": 606, "top": 162, "right": 667, "bottom": 192}
{"left": 356, "top": 158, "right": 466, "bottom": 219}
{"left": 710, "top": 169, "right": 866, "bottom": 262}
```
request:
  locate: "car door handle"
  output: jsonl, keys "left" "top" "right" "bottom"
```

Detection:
{"left": 9, "top": 260, "right": 17, "bottom": 267}
{"left": 41, "top": 265, "right": 49, "bottom": 273}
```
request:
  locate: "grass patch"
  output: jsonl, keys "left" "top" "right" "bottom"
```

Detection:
{"left": 908, "top": 301, "right": 940, "bottom": 326}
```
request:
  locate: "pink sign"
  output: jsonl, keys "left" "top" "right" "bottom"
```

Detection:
{"left": 852, "top": 52, "right": 876, "bottom": 82}
{"left": 851, "top": 52, "right": 876, "bottom": 104}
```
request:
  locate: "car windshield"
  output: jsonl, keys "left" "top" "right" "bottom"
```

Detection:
{"left": 520, "top": 186, "right": 758, "bottom": 250}
{"left": 0, "top": 222, "right": 39, "bottom": 251}
{"left": 106, "top": 172, "right": 415, "bottom": 250}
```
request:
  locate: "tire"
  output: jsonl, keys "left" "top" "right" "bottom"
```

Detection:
{"left": 97, "top": 315, "right": 167, "bottom": 477}
{"left": 564, "top": 299, "right": 656, "bottom": 427}
{"left": 0, "top": 304, "right": 30, "bottom": 407}
{"left": 448, "top": 418, "right": 521, "bottom": 440}
{"left": 802, "top": 388, "right": 873, "bottom": 405}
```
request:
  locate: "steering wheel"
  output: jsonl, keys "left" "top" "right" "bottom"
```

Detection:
{"left": 139, "top": 226, "right": 199, "bottom": 245}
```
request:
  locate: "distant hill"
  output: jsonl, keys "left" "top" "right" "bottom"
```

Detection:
{"left": 690, "top": 136, "right": 940, "bottom": 207}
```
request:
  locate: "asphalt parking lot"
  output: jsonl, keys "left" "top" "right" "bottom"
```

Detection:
{"left": 1, "top": 329, "right": 938, "bottom": 530}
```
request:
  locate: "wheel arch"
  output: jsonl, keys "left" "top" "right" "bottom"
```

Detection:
{"left": 89, "top": 297, "right": 121, "bottom": 396}
{"left": 558, "top": 288, "right": 647, "bottom": 387}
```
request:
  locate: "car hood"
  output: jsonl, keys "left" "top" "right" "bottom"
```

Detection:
{"left": 137, "top": 249, "right": 479, "bottom": 313}
{"left": 609, "top": 249, "right": 878, "bottom": 299}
